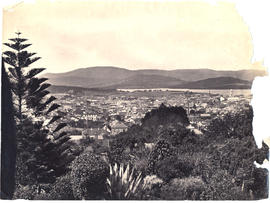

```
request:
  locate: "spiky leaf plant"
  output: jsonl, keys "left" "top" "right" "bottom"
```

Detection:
{"left": 106, "top": 163, "right": 144, "bottom": 200}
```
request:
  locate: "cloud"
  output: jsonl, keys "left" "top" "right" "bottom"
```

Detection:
{"left": 2, "top": 0, "right": 258, "bottom": 73}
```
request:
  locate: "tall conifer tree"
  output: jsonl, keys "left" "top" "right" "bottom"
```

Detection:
{"left": 1, "top": 60, "right": 16, "bottom": 199}
{"left": 2, "top": 33, "right": 74, "bottom": 186}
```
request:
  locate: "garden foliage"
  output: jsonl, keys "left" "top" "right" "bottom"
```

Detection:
{"left": 106, "top": 163, "right": 144, "bottom": 200}
{"left": 70, "top": 152, "right": 109, "bottom": 200}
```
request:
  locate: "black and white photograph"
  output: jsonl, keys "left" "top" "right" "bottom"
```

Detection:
{"left": 1, "top": 0, "right": 269, "bottom": 200}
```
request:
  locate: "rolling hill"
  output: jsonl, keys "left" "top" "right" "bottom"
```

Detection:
{"left": 105, "top": 74, "right": 185, "bottom": 89}
{"left": 43, "top": 66, "right": 134, "bottom": 88}
{"left": 42, "top": 66, "right": 266, "bottom": 89}
{"left": 170, "top": 77, "right": 252, "bottom": 89}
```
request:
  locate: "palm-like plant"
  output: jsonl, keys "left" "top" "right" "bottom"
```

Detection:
{"left": 106, "top": 163, "right": 144, "bottom": 200}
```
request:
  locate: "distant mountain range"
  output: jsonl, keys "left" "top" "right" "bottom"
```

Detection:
{"left": 43, "top": 66, "right": 266, "bottom": 89}
{"left": 171, "top": 77, "right": 251, "bottom": 89}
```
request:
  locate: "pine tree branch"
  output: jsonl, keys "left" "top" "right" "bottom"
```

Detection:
{"left": 36, "top": 83, "right": 51, "bottom": 93}
{"left": 48, "top": 116, "right": 62, "bottom": 126}
{"left": 19, "top": 44, "right": 32, "bottom": 51}
{"left": 3, "top": 51, "right": 17, "bottom": 60}
{"left": 8, "top": 68, "right": 18, "bottom": 79}
{"left": 4, "top": 42, "right": 32, "bottom": 51}
{"left": 22, "top": 57, "right": 41, "bottom": 67}
{"left": 2, "top": 56, "right": 17, "bottom": 67}
{"left": 18, "top": 51, "right": 40, "bottom": 67}
{"left": 27, "top": 77, "right": 48, "bottom": 94}
{"left": 54, "top": 131, "right": 68, "bottom": 140}
{"left": 25, "top": 68, "right": 46, "bottom": 79}
{"left": 47, "top": 103, "right": 61, "bottom": 114}
{"left": 44, "top": 96, "right": 57, "bottom": 106}
{"left": 53, "top": 123, "right": 67, "bottom": 133}
{"left": 9, "top": 38, "right": 28, "bottom": 43}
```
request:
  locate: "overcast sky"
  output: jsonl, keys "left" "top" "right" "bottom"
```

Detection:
{"left": 2, "top": 0, "right": 267, "bottom": 73}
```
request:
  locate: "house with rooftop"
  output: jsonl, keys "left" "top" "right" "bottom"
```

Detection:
{"left": 110, "top": 122, "right": 128, "bottom": 136}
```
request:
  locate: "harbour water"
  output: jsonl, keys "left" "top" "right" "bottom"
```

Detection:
{"left": 117, "top": 88, "right": 251, "bottom": 97}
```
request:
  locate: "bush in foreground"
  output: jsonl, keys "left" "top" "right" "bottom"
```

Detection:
{"left": 156, "top": 155, "right": 193, "bottom": 182}
{"left": 160, "top": 176, "right": 206, "bottom": 200}
{"left": 70, "top": 152, "right": 109, "bottom": 200}
{"left": 106, "top": 163, "right": 144, "bottom": 200}
{"left": 199, "top": 169, "right": 249, "bottom": 200}
{"left": 35, "top": 174, "right": 75, "bottom": 200}
{"left": 139, "top": 175, "right": 163, "bottom": 200}
{"left": 13, "top": 184, "right": 37, "bottom": 200}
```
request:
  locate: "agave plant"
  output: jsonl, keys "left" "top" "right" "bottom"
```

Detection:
{"left": 106, "top": 163, "right": 144, "bottom": 200}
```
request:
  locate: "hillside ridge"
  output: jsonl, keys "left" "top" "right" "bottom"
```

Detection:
{"left": 42, "top": 66, "right": 266, "bottom": 89}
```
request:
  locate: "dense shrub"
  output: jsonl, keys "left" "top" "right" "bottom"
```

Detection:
{"left": 13, "top": 184, "right": 37, "bottom": 200}
{"left": 200, "top": 169, "right": 249, "bottom": 200}
{"left": 206, "top": 107, "right": 253, "bottom": 140}
{"left": 156, "top": 156, "right": 193, "bottom": 182}
{"left": 33, "top": 193, "right": 49, "bottom": 200}
{"left": 133, "top": 155, "right": 149, "bottom": 176}
{"left": 160, "top": 177, "right": 206, "bottom": 200}
{"left": 159, "top": 125, "right": 196, "bottom": 148}
{"left": 139, "top": 175, "right": 163, "bottom": 200}
{"left": 187, "top": 152, "right": 215, "bottom": 182}
{"left": 70, "top": 152, "right": 109, "bottom": 200}
{"left": 108, "top": 147, "right": 135, "bottom": 167}
{"left": 255, "top": 141, "right": 269, "bottom": 164}
{"left": 143, "top": 175, "right": 163, "bottom": 190}
{"left": 14, "top": 183, "right": 53, "bottom": 200}
{"left": 141, "top": 103, "right": 189, "bottom": 129}
{"left": 251, "top": 168, "right": 269, "bottom": 199}
{"left": 36, "top": 174, "right": 75, "bottom": 200}
{"left": 147, "top": 139, "right": 175, "bottom": 174}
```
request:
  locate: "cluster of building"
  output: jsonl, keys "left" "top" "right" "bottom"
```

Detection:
{"left": 51, "top": 89, "right": 251, "bottom": 142}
